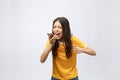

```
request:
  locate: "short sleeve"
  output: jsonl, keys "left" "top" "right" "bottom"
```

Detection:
{"left": 45, "top": 40, "right": 50, "bottom": 48}
{"left": 71, "top": 36, "right": 87, "bottom": 48}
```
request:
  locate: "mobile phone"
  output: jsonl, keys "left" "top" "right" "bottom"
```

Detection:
{"left": 47, "top": 33, "right": 54, "bottom": 39}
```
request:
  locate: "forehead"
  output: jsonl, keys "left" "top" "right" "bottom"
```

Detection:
{"left": 54, "top": 21, "right": 61, "bottom": 26}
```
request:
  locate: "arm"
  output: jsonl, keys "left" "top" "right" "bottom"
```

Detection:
{"left": 82, "top": 46, "right": 96, "bottom": 56}
{"left": 73, "top": 46, "right": 96, "bottom": 56}
{"left": 40, "top": 34, "right": 56, "bottom": 63}
{"left": 72, "top": 36, "right": 96, "bottom": 56}
{"left": 40, "top": 43, "right": 53, "bottom": 63}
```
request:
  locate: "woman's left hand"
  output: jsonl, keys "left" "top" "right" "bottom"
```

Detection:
{"left": 72, "top": 45, "right": 84, "bottom": 54}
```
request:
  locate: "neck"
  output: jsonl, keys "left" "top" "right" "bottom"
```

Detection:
{"left": 58, "top": 38, "right": 64, "bottom": 42}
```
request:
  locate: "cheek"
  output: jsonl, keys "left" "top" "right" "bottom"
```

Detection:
{"left": 60, "top": 30, "right": 63, "bottom": 36}
{"left": 60, "top": 29, "right": 63, "bottom": 32}
{"left": 52, "top": 29, "right": 55, "bottom": 33}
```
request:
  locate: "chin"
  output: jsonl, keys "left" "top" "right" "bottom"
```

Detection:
{"left": 56, "top": 38, "right": 60, "bottom": 40}
{"left": 57, "top": 38, "right": 63, "bottom": 41}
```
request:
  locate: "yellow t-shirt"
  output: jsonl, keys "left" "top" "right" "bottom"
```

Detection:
{"left": 46, "top": 36, "right": 86, "bottom": 80}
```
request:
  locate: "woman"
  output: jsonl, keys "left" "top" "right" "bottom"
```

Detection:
{"left": 40, "top": 17, "right": 96, "bottom": 80}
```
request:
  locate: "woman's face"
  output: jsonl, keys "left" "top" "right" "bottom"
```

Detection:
{"left": 53, "top": 21, "right": 63, "bottom": 40}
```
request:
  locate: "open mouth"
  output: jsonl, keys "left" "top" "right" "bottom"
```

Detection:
{"left": 55, "top": 33, "right": 61, "bottom": 39}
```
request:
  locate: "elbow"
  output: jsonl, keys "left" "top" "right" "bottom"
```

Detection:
{"left": 40, "top": 58, "right": 45, "bottom": 63}
{"left": 40, "top": 60, "right": 45, "bottom": 63}
{"left": 40, "top": 57, "right": 45, "bottom": 63}
{"left": 92, "top": 51, "right": 96, "bottom": 56}
{"left": 85, "top": 47, "right": 96, "bottom": 56}
{"left": 40, "top": 59, "right": 45, "bottom": 63}
{"left": 87, "top": 50, "right": 96, "bottom": 56}
{"left": 90, "top": 47, "right": 96, "bottom": 56}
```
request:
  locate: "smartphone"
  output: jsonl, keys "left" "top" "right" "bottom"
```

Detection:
{"left": 47, "top": 33, "right": 54, "bottom": 39}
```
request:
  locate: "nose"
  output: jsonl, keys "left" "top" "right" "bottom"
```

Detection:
{"left": 54, "top": 27, "right": 59, "bottom": 31}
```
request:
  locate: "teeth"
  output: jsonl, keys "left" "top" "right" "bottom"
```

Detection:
{"left": 55, "top": 33, "right": 60, "bottom": 35}
{"left": 55, "top": 34, "right": 59, "bottom": 38}
{"left": 54, "top": 33, "right": 60, "bottom": 39}
{"left": 56, "top": 35, "right": 58, "bottom": 37}
{"left": 55, "top": 35, "right": 57, "bottom": 37}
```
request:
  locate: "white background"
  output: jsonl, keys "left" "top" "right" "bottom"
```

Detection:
{"left": 0, "top": 0, "right": 120, "bottom": 80}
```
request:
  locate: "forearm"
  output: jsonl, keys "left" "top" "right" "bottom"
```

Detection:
{"left": 83, "top": 46, "right": 96, "bottom": 56}
{"left": 40, "top": 44, "right": 53, "bottom": 63}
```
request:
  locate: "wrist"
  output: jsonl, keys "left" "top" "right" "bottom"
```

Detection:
{"left": 49, "top": 43, "right": 54, "bottom": 47}
{"left": 82, "top": 47, "right": 87, "bottom": 53}
{"left": 82, "top": 48, "right": 85, "bottom": 53}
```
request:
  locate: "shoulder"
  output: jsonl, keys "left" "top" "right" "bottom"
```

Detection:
{"left": 71, "top": 35, "right": 87, "bottom": 48}
{"left": 45, "top": 40, "right": 50, "bottom": 47}
{"left": 71, "top": 35, "right": 80, "bottom": 41}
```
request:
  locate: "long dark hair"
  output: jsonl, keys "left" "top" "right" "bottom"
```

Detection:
{"left": 52, "top": 17, "right": 72, "bottom": 58}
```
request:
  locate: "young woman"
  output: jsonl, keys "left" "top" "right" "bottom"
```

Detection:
{"left": 40, "top": 17, "right": 96, "bottom": 80}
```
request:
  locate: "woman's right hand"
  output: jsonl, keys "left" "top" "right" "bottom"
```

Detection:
{"left": 47, "top": 33, "right": 57, "bottom": 44}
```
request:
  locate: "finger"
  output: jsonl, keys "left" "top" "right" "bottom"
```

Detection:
{"left": 51, "top": 35, "right": 57, "bottom": 40}
{"left": 49, "top": 35, "right": 57, "bottom": 43}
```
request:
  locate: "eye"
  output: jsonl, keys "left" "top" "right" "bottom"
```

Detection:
{"left": 53, "top": 26, "right": 56, "bottom": 28}
{"left": 58, "top": 26, "right": 62, "bottom": 29}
